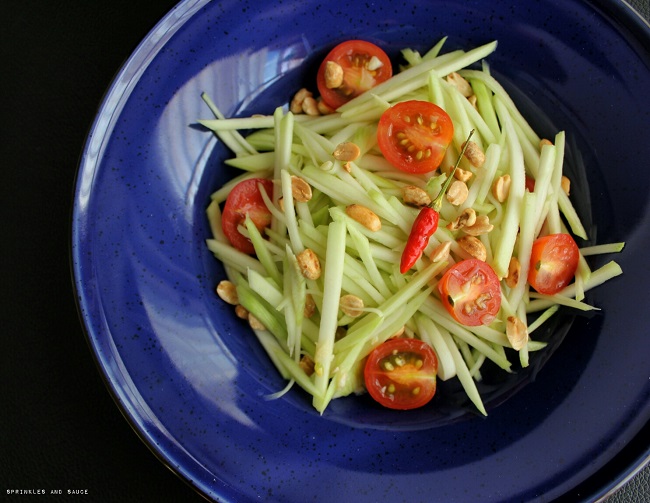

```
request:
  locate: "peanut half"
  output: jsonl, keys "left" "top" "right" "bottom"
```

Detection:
{"left": 299, "top": 354, "right": 315, "bottom": 376}
{"left": 430, "top": 241, "right": 452, "bottom": 263}
{"left": 317, "top": 97, "right": 334, "bottom": 115}
{"left": 461, "top": 140, "right": 486, "bottom": 167}
{"left": 447, "top": 208, "right": 477, "bottom": 231}
{"left": 291, "top": 176, "right": 312, "bottom": 202}
{"left": 340, "top": 294, "right": 364, "bottom": 318}
{"left": 504, "top": 256, "right": 521, "bottom": 289}
{"left": 324, "top": 61, "right": 344, "bottom": 89}
{"left": 290, "top": 88, "right": 313, "bottom": 114}
{"left": 446, "top": 180, "right": 469, "bottom": 206}
{"left": 457, "top": 235, "right": 487, "bottom": 261}
{"left": 454, "top": 167, "right": 473, "bottom": 182}
{"left": 446, "top": 72, "right": 473, "bottom": 97}
{"left": 296, "top": 248, "right": 322, "bottom": 280}
{"left": 492, "top": 174, "right": 511, "bottom": 203}
{"left": 302, "top": 96, "right": 319, "bottom": 116}
{"left": 248, "top": 313, "right": 266, "bottom": 331}
{"left": 216, "top": 280, "right": 238, "bottom": 305}
{"left": 345, "top": 204, "right": 381, "bottom": 231}
{"left": 402, "top": 185, "right": 432, "bottom": 207}
{"left": 235, "top": 304, "right": 249, "bottom": 319}
{"left": 304, "top": 293, "right": 316, "bottom": 318}
{"left": 333, "top": 141, "right": 361, "bottom": 163}
{"left": 462, "top": 215, "right": 494, "bottom": 236}
{"left": 506, "top": 316, "right": 528, "bottom": 351}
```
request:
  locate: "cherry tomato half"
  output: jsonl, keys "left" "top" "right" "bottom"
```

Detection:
{"left": 364, "top": 337, "right": 438, "bottom": 410}
{"left": 377, "top": 100, "right": 454, "bottom": 174}
{"left": 528, "top": 233, "right": 579, "bottom": 295}
{"left": 316, "top": 40, "right": 392, "bottom": 109}
{"left": 438, "top": 259, "right": 501, "bottom": 326}
{"left": 221, "top": 178, "right": 273, "bottom": 255}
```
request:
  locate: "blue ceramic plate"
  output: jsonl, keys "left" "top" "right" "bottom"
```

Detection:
{"left": 72, "top": 0, "right": 650, "bottom": 501}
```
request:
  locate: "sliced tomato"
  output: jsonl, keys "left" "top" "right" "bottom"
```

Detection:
{"left": 221, "top": 178, "right": 273, "bottom": 255}
{"left": 364, "top": 337, "right": 438, "bottom": 410}
{"left": 438, "top": 259, "right": 501, "bottom": 326}
{"left": 528, "top": 233, "right": 579, "bottom": 294}
{"left": 316, "top": 40, "right": 392, "bottom": 109}
{"left": 377, "top": 100, "right": 454, "bottom": 174}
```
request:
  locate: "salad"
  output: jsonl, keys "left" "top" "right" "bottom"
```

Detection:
{"left": 200, "top": 38, "right": 624, "bottom": 415}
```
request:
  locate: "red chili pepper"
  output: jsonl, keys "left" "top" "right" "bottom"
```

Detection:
{"left": 400, "top": 207, "right": 440, "bottom": 273}
{"left": 400, "top": 130, "right": 475, "bottom": 274}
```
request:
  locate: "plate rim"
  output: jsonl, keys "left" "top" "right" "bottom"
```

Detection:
{"left": 70, "top": 0, "right": 650, "bottom": 501}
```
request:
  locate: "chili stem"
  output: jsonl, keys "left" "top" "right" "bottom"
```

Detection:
{"left": 431, "top": 129, "right": 475, "bottom": 211}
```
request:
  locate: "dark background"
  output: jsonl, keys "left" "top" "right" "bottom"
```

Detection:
{"left": 2, "top": 0, "right": 648, "bottom": 501}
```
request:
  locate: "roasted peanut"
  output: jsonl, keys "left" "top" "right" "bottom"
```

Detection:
{"left": 462, "top": 215, "right": 494, "bottom": 236}
{"left": 457, "top": 235, "right": 487, "bottom": 261}
{"left": 492, "top": 174, "right": 511, "bottom": 203}
{"left": 302, "top": 96, "right": 319, "bottom": 116}
{"left": 299, "top": 354, "right": 315, "bottom": 376}
{"left": 304, "top": 293, "right": 316, "bottom": 318}
{"left": 402, "top": 185, "right": 431, "bottom": 207}
{"left": 248, "top": 313, "right": 266, "bottom": 331}
{"left": 296, "top": 248, "right": 322, "bottom": 280}
{"left": 430, "top": 241, "right": 452, "bottom": 262}
{"left": 504, "top": 256, "right": 521, "bottom": 289}
{"left": 216, "top": 280, "right": 238, "bottom": 305}
{"left": 290, "top": 88, "right": 313, "bottom": 114}
{"left": 235, "top": 304, "right": 249, "bottom": 319}
{"left": 345, "top": 204, "right": 381, "bottom": 231}
{"left": 446, "top": 72, "right": 473, "bottom": 97}
{"left": 454, "top": 167, "right": 473, "bottom": 182}
{"left": 317, "top": 97, "right": 335, "bottom": 115}
{"left": 506, "top": 316, "right": 528, "bottom": 350}
{"left": 291, "top": 176, "right": 312, "bottom": 202}
{"left": 324, "top": 61, "right": 344, "bottom": 89}
{"left": 467, "top": 94, "right": 478, "bottom": 109}
{"left": 446, "top": 180, "right": 469, "bottom": 206}
{"left": 333, "top": 141, "right": 361, "bottom": 162}
{"left": 461, "top": 140, "right": 486, "bottom": 167}
{"left": 447, "top": 208, "right": 477, "bottom": 231}
{"left": 340, "top": 294, "right": 364, "bottom": 317}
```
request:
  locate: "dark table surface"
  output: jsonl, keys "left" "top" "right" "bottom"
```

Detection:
{"left": 2, "top": 1, "right": 649, "bottom": 501}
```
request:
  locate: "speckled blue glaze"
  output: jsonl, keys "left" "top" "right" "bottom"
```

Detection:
{"left": 72, "top": 0, "right": 650, "bottom": 501}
